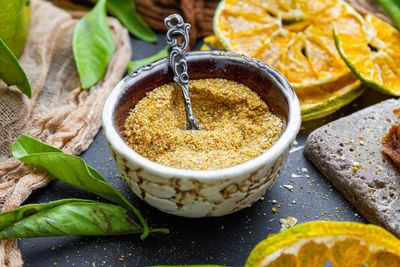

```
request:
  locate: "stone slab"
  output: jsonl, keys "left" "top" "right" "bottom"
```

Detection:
{"left": 305, "top": 98, "right": 400, "bottom": 237}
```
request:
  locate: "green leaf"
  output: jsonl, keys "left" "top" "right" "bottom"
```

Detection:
{"left": 90, "top": 0, "right": 156, "bottom": 42}
{"left": 0, "top": 38, "right": 31, "bottom": 98}
{"left": 0, "top": 201, "right": 142, "bottom": 241}
{"left": 11, "top": 135, "right": 152, "bottom": 239}
{"left": 378, "top": 0, "right": 400, "bottom": 30}
{"left": 73, "top": 0, "right": 115, "bottom": 89}
{"left": 0, "top": 199, "right": 97, "bottom": 230}
{"left": 128, "top": 45, "right": 170, "bottom": 73}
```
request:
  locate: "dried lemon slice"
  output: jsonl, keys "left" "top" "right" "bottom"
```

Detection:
{"left": 245, "top": 221, "right": 400, "bottom": 267}
{"left": 299, "top": 73, "right": 363, "bottom": 120}
{"left": 214, "top": 0, "right": 365, "bottom": 89}
{"left": 334, "top": 14, "right": 400, "bottom": 96}
{"left": 203, "top": 35, "right": 225, "bottom": 50}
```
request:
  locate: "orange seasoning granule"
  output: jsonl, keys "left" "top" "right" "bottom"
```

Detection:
{"left": 124, "top": 78, "right": 284, "bottom": 170}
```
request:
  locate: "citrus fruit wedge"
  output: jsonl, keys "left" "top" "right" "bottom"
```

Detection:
{"left": 334, "top": 14, "right": 400, "bottom": 96}
{"left": 298, "top": 73, "right": 363, "bottom": 120}
{"left": 245, "top": 221, "right": 400, "bottom": 267}
{"left": 213, "top": 0, "right": 365, "bottom": 89}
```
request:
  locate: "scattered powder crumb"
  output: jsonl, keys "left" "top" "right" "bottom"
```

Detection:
{"left": 352, "top": 161, "right": 361, "bottom": 172}
{"left": 280, "top": 216, "right": 298, "bottom": 231}
{"left": 291, "top": 173, "right": 302, "bottom": 178}
{"left": 289, "top": 146, "right": 304, "bottom": 153}
{"left": 301, "top": 168, "right": 308, "bottom": 173}
{"left": 283, "top": 184, "right": 294, "bottom": 191}
{"left": 352, "top": 161, "right": 361, "bottom": 167}
{"left": 271, "top": 199, "right": 277, "bottom": 204}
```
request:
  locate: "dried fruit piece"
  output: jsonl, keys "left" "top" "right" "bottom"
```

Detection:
{"left": 382, "top": 109, "right": 400, "bottom": 167}
{"left": 246, "top": 221, "right": 400, "bottom": 267}
{"left": 214, "top": 0, "right": 365, "bottom": 89}
{"left": 203, "top": 35, "right": 225, "bottom": 50}
{"left": 297, "top": 73, "right": 363, "bottom": 120}
{"left": 334, "top": 14, "right": 400, "bottom": 96}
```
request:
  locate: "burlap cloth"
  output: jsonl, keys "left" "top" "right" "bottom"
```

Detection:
{"left": 0, "top": 0, "right": 131, "bottom": 266}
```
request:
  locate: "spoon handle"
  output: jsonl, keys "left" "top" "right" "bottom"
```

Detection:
{"left": 164, "top": 14, "right": 200, "bottom": 130}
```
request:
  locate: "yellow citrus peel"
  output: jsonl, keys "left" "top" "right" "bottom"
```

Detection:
{"left": 245, "top": 221, "right": 400, "bottom": 267}
{"left": 334, "top": 14, "right": 400, "bottom": 96}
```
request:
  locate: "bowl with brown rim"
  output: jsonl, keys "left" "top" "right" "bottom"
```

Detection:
{"left": 102, "top": 51, "right": 301, "bottom": 217}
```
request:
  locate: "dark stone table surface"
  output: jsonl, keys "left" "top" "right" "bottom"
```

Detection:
{"left": 19, "top": 33, "right": 391, "bottom": 267}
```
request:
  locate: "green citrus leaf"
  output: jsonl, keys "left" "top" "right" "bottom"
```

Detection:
{"left": 90, "top": 0, "right": 156, "bottom": 42}
{"left": 11, "top": 135, "right": 153, "bottom": 239}
{"left": 0, "top": 38, "right": 31, "bottom": 98}
{"left": 0, "top": 201, "right": 142, "bottom": 241}
{"left": 0, "top": 199, "right": 97, "bottom": 230}
{"left": 128, "top": 45, "right": 170, "bottom": 73}
{"left": 0, "top": 0, "right": 30, "bottom": 57}
{"left": 378, "top": 0, "right": 400, "bottom": 30}
{"left": 73, "top": 0, "right": 115, "bottom": 89}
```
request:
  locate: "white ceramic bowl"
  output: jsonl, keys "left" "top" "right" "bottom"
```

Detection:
{"left": 102, "top": 51, "right": 301, "bottom": 217}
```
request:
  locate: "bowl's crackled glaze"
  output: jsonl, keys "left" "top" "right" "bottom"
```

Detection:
{"left": 102, "top": 51, "right": 301, "bottom": 217}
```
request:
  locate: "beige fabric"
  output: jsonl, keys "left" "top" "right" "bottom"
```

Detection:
{"left": 0, "top": 0, "right": 131, "bottom": 266}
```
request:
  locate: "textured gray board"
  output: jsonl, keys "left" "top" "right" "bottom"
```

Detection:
{"left": 305, "top": 98, "right": 400, "bottom": 237}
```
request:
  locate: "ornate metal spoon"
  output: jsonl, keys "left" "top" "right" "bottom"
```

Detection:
{"left": 164, "top": 14, "right": 201, "bottom": 130}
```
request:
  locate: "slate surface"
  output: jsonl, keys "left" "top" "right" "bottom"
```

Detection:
{"left": 18, "top": 33, "right": 393, "bottom": 267}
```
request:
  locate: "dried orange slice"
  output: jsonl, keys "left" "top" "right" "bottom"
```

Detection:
{"left": 245, "top": 221, "right": 400, "bottom": 267}
{"left": 203, "top": 35, "right": 225, "bottom": 50}
{"left": 334, "top": 14, "right": 400, "bottom": 96}
{"left": 214, "top": 0, "right": 366, "bottom": 89}
{"left": 299, "top": 73, "right": 363, "bottom": 120}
